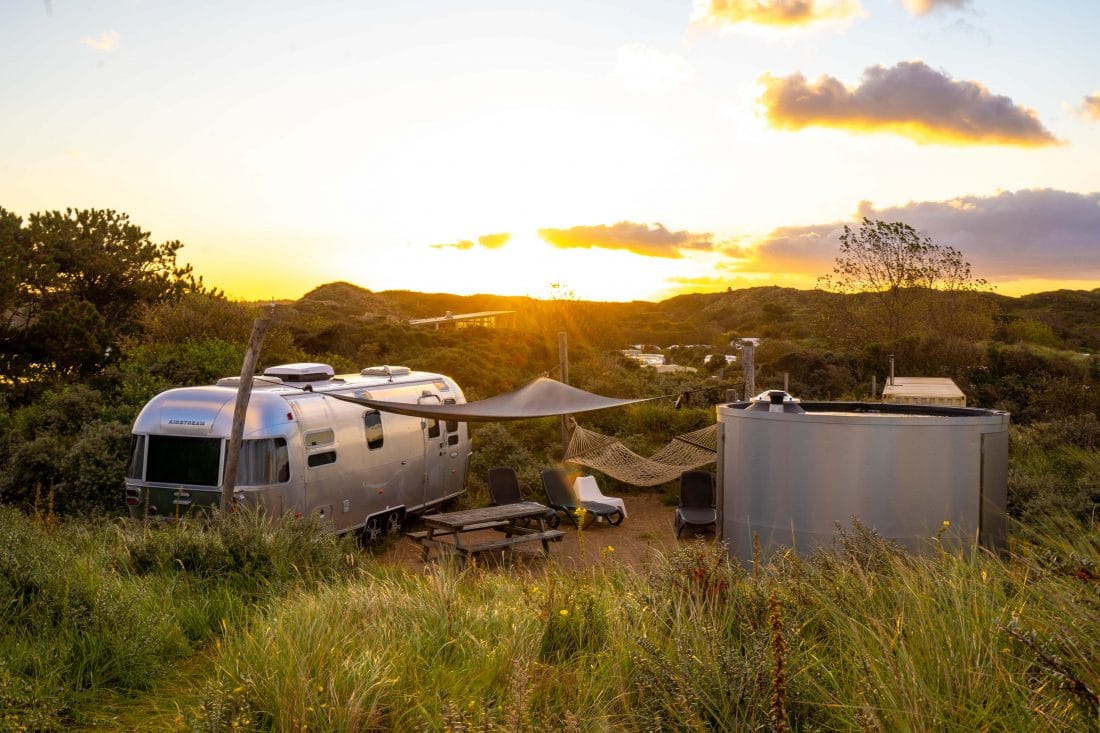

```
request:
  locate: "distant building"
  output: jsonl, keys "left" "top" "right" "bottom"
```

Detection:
{"left": 408, "top": 310, "right": 516, "bottom": 330}
{"left": 621, "top": 350, "right": 666, "bottom": 367}
{"left": 655, "top": 364, "right": 697, "bottom": 374}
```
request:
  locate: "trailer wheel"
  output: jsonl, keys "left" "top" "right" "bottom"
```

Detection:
{"left": 362, "top": 515, "right": 385, "bottom": 545}
{"left": 386, "top": 510, "right": 404, "bottom": 536}
{"left": 362, "top": 509, "right": 405, "bottom": 546}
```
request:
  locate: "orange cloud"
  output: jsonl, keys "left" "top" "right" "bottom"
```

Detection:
{"left": 744, "top": 189, "right": 1100, "bottom": 281}
{"left": 81, "top": 30, "right": 120, "bottom": 52}
{"left": 901, "top": 0, "right": 971, "bottom": 15}
{"left": 430, "top": 232, "right": 512, "bottom": 251}
{"left": 693, "top": 0, "right": 864, "bottom": 29}
{"left": 538, "top": 222, "right": 714, "bottom": 258}
{"left": 1080, "top": 93, "right": 1100, "bottom": 121}
{"left": 429, "top": 239, "right": 475, "bottom": 251}
{"left": 759, "top": 61, "right": 1058, "bottom": 146}
{"left": 478, "top": 232, "right": 511, "bottom": 249}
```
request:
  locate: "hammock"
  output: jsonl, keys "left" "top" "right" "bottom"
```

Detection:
{"left": 564, "top": 423, "right": 718, "bottom": 486}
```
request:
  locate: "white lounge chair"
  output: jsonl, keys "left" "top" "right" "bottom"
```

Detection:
{"left": 573, "top": 475, "right": 627, "bottom": 519}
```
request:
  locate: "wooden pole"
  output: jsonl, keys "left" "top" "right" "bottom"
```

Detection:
{"left": 741, "top": 339, "right": 756, "bottom": 399}
{"left": 221, "top": 304, "right": 274, "bottom": 511}
{"left": 558, "top": 331, "right": 570, "bottom": 455}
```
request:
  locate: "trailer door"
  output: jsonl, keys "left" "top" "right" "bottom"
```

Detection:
{"left": 419, "top": 394, "right": 448, "bottom": 507}
{"left": 440, "top": 398, "right": 467, "bottom": 497}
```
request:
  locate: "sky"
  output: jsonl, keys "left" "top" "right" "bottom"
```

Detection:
{"left": 2, "top": 0, "right": 1099, "bottom": 302}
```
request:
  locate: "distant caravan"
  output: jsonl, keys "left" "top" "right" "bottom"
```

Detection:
{"left": 124, "top": 363, "right": 472, "bottom": 540}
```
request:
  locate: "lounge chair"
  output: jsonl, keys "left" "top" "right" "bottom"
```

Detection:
{"left": 573, "top": 475, "right": 627, "bottom": 519}
{"left": 675, "top": 470, "right": 717, "bottom": 538}
{"left": 487, "top": 466, "right": 559, "bottom": 528}
{"left": 540, "top": 467, "right": 624, "bottom": 528}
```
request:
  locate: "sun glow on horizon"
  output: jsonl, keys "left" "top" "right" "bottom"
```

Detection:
{"left": 194, "top": 226, "right": 1098, "bottom": 305}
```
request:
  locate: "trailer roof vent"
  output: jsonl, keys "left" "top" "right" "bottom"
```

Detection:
{"left": 262, "top": 363, "right": 335, "bottom": 383}
{"left": 361, "top": 365, "right": 412, "bottom": 379}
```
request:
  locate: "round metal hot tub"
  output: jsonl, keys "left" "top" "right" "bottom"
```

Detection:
{"left": 717, "top": 394, "right": 1009, "bottom": 562}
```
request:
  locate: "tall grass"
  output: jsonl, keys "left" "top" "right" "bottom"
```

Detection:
{"left": 187, "top": 519, "right": 1098, "bottom": 732}
{"left": 0, "top": 506, "right": 358, "bottom": 729}
{"left": 3, "top": 505, "right": 1096, "bottom": 731}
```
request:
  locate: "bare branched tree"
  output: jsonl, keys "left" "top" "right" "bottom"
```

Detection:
{"left": 817, "top": 218, "right": 989, "bottom": 345}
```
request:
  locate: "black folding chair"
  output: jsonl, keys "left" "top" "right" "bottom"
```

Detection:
{"left": 675, "top": 470, "right": 717, "bottom": 538}
{"left": 487, "top": 466, "right": 559, "bottom": 528}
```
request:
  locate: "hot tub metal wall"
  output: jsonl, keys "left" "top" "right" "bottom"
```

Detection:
{"left": 717, "top": 403, "right": 1009, "bottom": 563}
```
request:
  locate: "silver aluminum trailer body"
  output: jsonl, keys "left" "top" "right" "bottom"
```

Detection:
{"left": 124, "top": 364, "right": 471, "bottom": 535}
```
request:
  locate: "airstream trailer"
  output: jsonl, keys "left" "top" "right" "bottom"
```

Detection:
{"left": 124, "top": 363, "right": 472, "bottom": 539}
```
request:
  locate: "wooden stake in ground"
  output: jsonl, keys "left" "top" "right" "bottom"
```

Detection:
{"left": 559, "top": 330, "right": 570, "bottom": 455}
{"left": 221, "top": 304, "right": 275, "bottom": 511}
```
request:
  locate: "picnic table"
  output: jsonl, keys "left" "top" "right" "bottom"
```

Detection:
{"left": 407, "top": 501, "right": 564, "bottom": 565}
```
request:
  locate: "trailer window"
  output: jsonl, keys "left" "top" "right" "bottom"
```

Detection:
{"left": 127, "top": 435, "right": 146, "bottom": 479}
{"left": 364, "top": 411, "right": 383, "bottom": 450}
{"left": 427, "top": 418, "right": 440, "bottom": 439}
{"left": 237, "top": 438, "right": 290, "bottom": 485}
{"left": 307, "top": 450, "right": 337, "bottom": 468}
{"left": 304, "top": 429, "right": 334, "bottom": 447}
{"left": 146, "top": 436, "right": 221, "bottom": 486}
{"left": 444, "top": 398, "right": 461, "bottom": 446}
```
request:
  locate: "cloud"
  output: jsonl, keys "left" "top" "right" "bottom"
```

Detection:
{"left": 429, "top": 232, "right": 512, "bottom": 251}
{"left": 614, "top": 43, "right": 695, "bottom": 93}
{"left": 429, "top": 239, "right": 475, "bottom": 251}
{"left": 692, "top": 0, "right": 865, "bottom": 29}
{"left": 538, "top": 222, "right": 715, "bottom": 258}
{"left": 900, "top": 0, "right": 971, "bottom": 15}
{"left": 744, "top": 189, "right": 1100, "bottom": 281}
{"left": 81, "top": 30, "right": 120, "bottom": 52}
{"left": 478, "top": 233, "right": 511, "bottom": 249}
{"left": 1080, "top": 93, "right": 1100, "bottom": 121}
{"left": 758, "top": 61, "right": 1058, "bottom": 146}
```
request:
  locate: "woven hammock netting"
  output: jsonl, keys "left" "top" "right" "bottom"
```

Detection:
{"left": 564, "top": 423, "right": 718, "bottom": 487}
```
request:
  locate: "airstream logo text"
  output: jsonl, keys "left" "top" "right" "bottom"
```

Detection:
{"left": 168, "top": 418, "right": 206, "bottom": 426}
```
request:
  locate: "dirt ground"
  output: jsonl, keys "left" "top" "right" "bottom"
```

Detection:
{"left": 375, "top": 492, "right": 718, "bottom": 572}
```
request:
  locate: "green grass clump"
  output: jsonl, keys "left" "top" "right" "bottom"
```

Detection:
{"left": 0, "top": 506, "right": 361, "bottom": 729}
{"left": 1009, "top": 415, "right": 1100, "bottom": 521}
{"left": 0, "top": 507, "right": 189, "bottom": 728}
{"left": 119, "top": 507, "right": 359, "bottom": 590}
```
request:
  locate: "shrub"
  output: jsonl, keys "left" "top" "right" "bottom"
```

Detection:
{"left": 58, "top": 420, "right": 131, "bottom": 515}
{"left": 119, "top": 507, "right": 360, "bottom": 594}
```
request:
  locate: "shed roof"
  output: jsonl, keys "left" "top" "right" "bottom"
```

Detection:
{"left": 882, "top": 377, "right": 966, "bottom": 406}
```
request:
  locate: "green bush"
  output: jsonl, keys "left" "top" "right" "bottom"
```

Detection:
{"left": 58, "top": 420, "right": 131, "bottom": 514}
{"left": 120, "top": 507, "right": 360, "bottom": 592}
{"left": 1009, "top": 419, "right": 1100, "bottom": 521}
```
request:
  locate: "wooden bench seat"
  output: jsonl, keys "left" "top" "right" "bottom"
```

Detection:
{"left": 463, "top": 529, "right": 564, "bottom": 554}
{"left": 405, "top": 519, "right": 511, "bottom": 541}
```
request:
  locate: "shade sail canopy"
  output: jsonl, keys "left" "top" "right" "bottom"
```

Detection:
{"left": 328, "top": 377, "right": 658, "bottom": 421}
